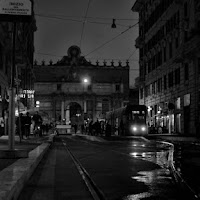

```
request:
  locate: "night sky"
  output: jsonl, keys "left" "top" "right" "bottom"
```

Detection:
{"left": 33, "top": 0, "right": 139, "bottom": 87}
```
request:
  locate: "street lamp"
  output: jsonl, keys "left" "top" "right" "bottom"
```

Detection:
{"left": 81, "top": 76, "right": 91, "bottom": 124}
{"left": 83, "top": 78, "right": 88, "bottom": 83}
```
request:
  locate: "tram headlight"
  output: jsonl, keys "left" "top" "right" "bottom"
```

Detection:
{"left": 141, "top": 126, "right": 146, "bottom": 131}
{"left": 132, "top": 126, "right": 137, "bottom": 132}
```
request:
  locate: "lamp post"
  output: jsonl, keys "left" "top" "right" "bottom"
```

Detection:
{"left": 82, "top": 77, "right": 92, "bottom": 125}
{"left": 8, "top": 21, "right": 17, "bottom": 150}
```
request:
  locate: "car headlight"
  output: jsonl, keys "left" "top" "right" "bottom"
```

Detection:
{"left": 141, "top": 126, "right": 146, "bottom": 131}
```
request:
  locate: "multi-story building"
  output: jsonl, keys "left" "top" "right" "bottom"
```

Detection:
{"left": 0, "top": 2, "right": 36, "bottom": 134}
{"left": 33, "top": 45, "right": 129, "bottom": 125}
{"left": 132, "top": 0, "right": 200, "bottom": 135}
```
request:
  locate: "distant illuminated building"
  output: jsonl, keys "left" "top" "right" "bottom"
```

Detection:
{"left": 33, "top": 45, "right": 129, "bottom": 125}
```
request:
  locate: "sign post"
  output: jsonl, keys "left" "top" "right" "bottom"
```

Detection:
{"left": 0, "top": 0, "right": 32, "bottom": 152}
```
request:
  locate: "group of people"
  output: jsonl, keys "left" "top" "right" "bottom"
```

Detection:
{"left": 82, "top": 120, "right": 111, "bottom": 136}
{"left": 16, "top": 111, "right": 48, "bottom": 139}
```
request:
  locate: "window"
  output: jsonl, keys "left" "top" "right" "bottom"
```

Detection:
{"left": 175, "top": 37, "right": 179, "bottom": 48}
{"left": 88, "top": 85, "right": 92, "bottom": 91}
{"left": 164, "top": 75, "right": 167, "bottom": 90}
{"left": 158, "top": 78, "right": 162, "bottom": 92}
{"left": 152, "top": 82, "right": 155, "bottom": 94}
{"left": 102, "top": 99, "right": 109, "bottom": 114}
{"left": 175, "top": 68, "right": 180, "bottom": 85}
{"left": 184, "top": 2, "right": 188, "bottom": 17}
{"left": 184, "top": 63, "right": 189, "bottom": 81}
{"left": 176, "top": 97, "right": 181, "bottom": 109}
{"left": 145, "top": 86, "right": 148, "bottom": 97}
{"left": 199, "top": 90, "right": 200, "bottom": 103}
{"left": 96, "top": 101, "right": 102, "bottom": 111}
{"left": 168, "top": 72, "right": 174, "bottom": 88}
{"left": 198, "top": 58, "right": 200, "bottom": 74}
{"left": 140, "top": 88, "right": 144, "bottom": 99}
{"left": 169, "top": 42, "right": 172, "bottom": 58}
{"left": 163, "top": 46, "right": 166, "bottom": 62}
{"left": 87, "top": 100, "right": 93, "bottom": 111}
{"left": 57, "top": 84, "right": 61, "bottom": 91}
{"left": 115, "top": 84, "right": 120, "bottom": 92}
{"left": 184, "top": 93, "right": 190, "bottom": 106}
{"left": 184, "top": 31, "right": 188, "bottom": 42}
{"left": 0, "top": 45, "right": 3, "bottom": 70}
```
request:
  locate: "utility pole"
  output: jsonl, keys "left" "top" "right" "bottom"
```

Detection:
{"left": 0, "top": 0, "right": 32, "bottom": 157}
{"left": 8, "top": 21, "right": 17, "bottom": 150}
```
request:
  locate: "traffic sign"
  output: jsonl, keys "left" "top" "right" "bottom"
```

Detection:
{"left": 0, "top": 0, "right": 32, "bottom": 21}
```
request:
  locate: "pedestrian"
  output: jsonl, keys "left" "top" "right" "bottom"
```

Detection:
{"left": 81, "top": 124, "right": 84, "bottom": 134}
{"left": 16, "top": 113, "right": 25, "bottom": 139}
{"left": 95, "top": 120, "right": 101, "bottom": 135}
{"left": 105, "top": 122, "right": 111, "bottom": 137}
{"left": 32, "top": 111, "right": 43, "bottom": 136}
{"left": 0, "top": 116, "right": 4, "bottom": 136}
{"left": 24, "top": 112, "right": 32, "bottom": 138}
{"left": 120, "top": 120, "right": 124, "bottom": 135}
{"left": 89, "top": 120, "right": 93, "bottom": 135}
{"left": 74, "top": 124, "right": 78, "bottom": 134}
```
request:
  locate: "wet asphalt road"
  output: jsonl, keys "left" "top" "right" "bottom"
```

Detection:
{"left": 18, "top": 135, "right": 189, "bottom": 200}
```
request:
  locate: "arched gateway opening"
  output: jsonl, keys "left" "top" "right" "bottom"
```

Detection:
{"left": 65, "top": 102, "right": 83, "bottom": 129}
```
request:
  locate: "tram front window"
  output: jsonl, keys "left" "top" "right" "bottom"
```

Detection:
{"left": 132, "top": 111, "right": 145, "bottom": 122}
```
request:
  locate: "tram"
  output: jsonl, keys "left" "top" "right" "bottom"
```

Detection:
{"left": 106, "top": 104, "right": 148, "bottom": 136}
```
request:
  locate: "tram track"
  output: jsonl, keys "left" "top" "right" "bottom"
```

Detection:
{"left": 61, "top": 138, "right": 107, "bottom": 200}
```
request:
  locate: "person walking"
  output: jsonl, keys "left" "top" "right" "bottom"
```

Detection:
{"left": 89, "top": 120, "right": 93, "bottom": 135}
{"left": 24, "top": 112, "right": 32, "bottom": 138}
{"left": 74, "top": 124, "right": 78, "bottom": 134}
{"left": 32, "top": 111, "right": 43, "bottom": 136}
{"left": 0, "top": 116, "right": 4, "bottom": 136}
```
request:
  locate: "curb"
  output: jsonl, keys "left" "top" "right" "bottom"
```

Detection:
{"left": 0, "top": 134, "right": 55, "bottom": 200}
{"left": 169, "top": 162, "right": 200, "bottom": 199}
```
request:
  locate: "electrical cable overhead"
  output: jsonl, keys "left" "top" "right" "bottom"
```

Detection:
{"left": 35, "top": 12, "right": 138, "bottom": 21}
{"left": 128, "top": 48, "right": 138, "bottom": 60}
{"left": 85, "top": 22, "right": 139, "bottom": 57}
{"left": 35, "top": 14, "right": 137, "bottom": 28}
{"left": 80, "top": 0, "right": 91, "bottom": 49}
{"left": 36, "top": 14, "right": 82, "bottom": 23}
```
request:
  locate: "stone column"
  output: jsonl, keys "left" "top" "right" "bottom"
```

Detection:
{"left": 65, "top": 105, "right": 70, "bottom": 124}
{"left": 61, "top": 101, "right": 65, "bottom": 124}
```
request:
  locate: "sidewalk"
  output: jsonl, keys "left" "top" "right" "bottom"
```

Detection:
{"left": 0, "top": 133, "right": 54, "bottom": 200}
{"left": 0, "top": 134, "right": 51, "bottom": 171}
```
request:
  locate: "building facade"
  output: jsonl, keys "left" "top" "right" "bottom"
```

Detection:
{"left": 0, "top": 2, "right": 36, "bottom": 134}
{"left": 132, "top": 0, "right": 200, "bottom": 135}
{"left": 33, "top": 45, "right": 129, "bottom": 125}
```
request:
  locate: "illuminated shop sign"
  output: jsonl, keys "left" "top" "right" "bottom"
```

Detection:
{"left": 19, "top": 90, "right": 34, "bottom": 98}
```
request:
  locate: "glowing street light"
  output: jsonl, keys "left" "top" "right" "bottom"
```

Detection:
{"left": 83, "top": 78, "right": 88, "bottom": 83}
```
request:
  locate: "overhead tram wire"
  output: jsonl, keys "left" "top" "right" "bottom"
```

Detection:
{"left": 84, "top": 22, "right": 139, "bottom": 57}
{"left": 80, "top": 0, "right": 91, "bottom": 49}
{"left": 35, "top": 14, "right": 132, "bottom": 28}
{"left": 128, "top": 48, "right": 138, "bottom": 60}
{"left": 35, "top": 12, "right": 138, "bottom": 21}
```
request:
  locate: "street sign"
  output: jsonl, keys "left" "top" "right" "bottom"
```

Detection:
{"left": 0, "top": 0, "right": 32, "bottom": 21}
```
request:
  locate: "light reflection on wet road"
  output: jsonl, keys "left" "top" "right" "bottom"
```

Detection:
{"left": 121, "top": 141, "right": 176, "bottom": 200}
{"left": 70, "top": 137, "right": 180, "bottom": 200}
{"left": 124, "top": 169, "right": 173, "bottom": 200}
